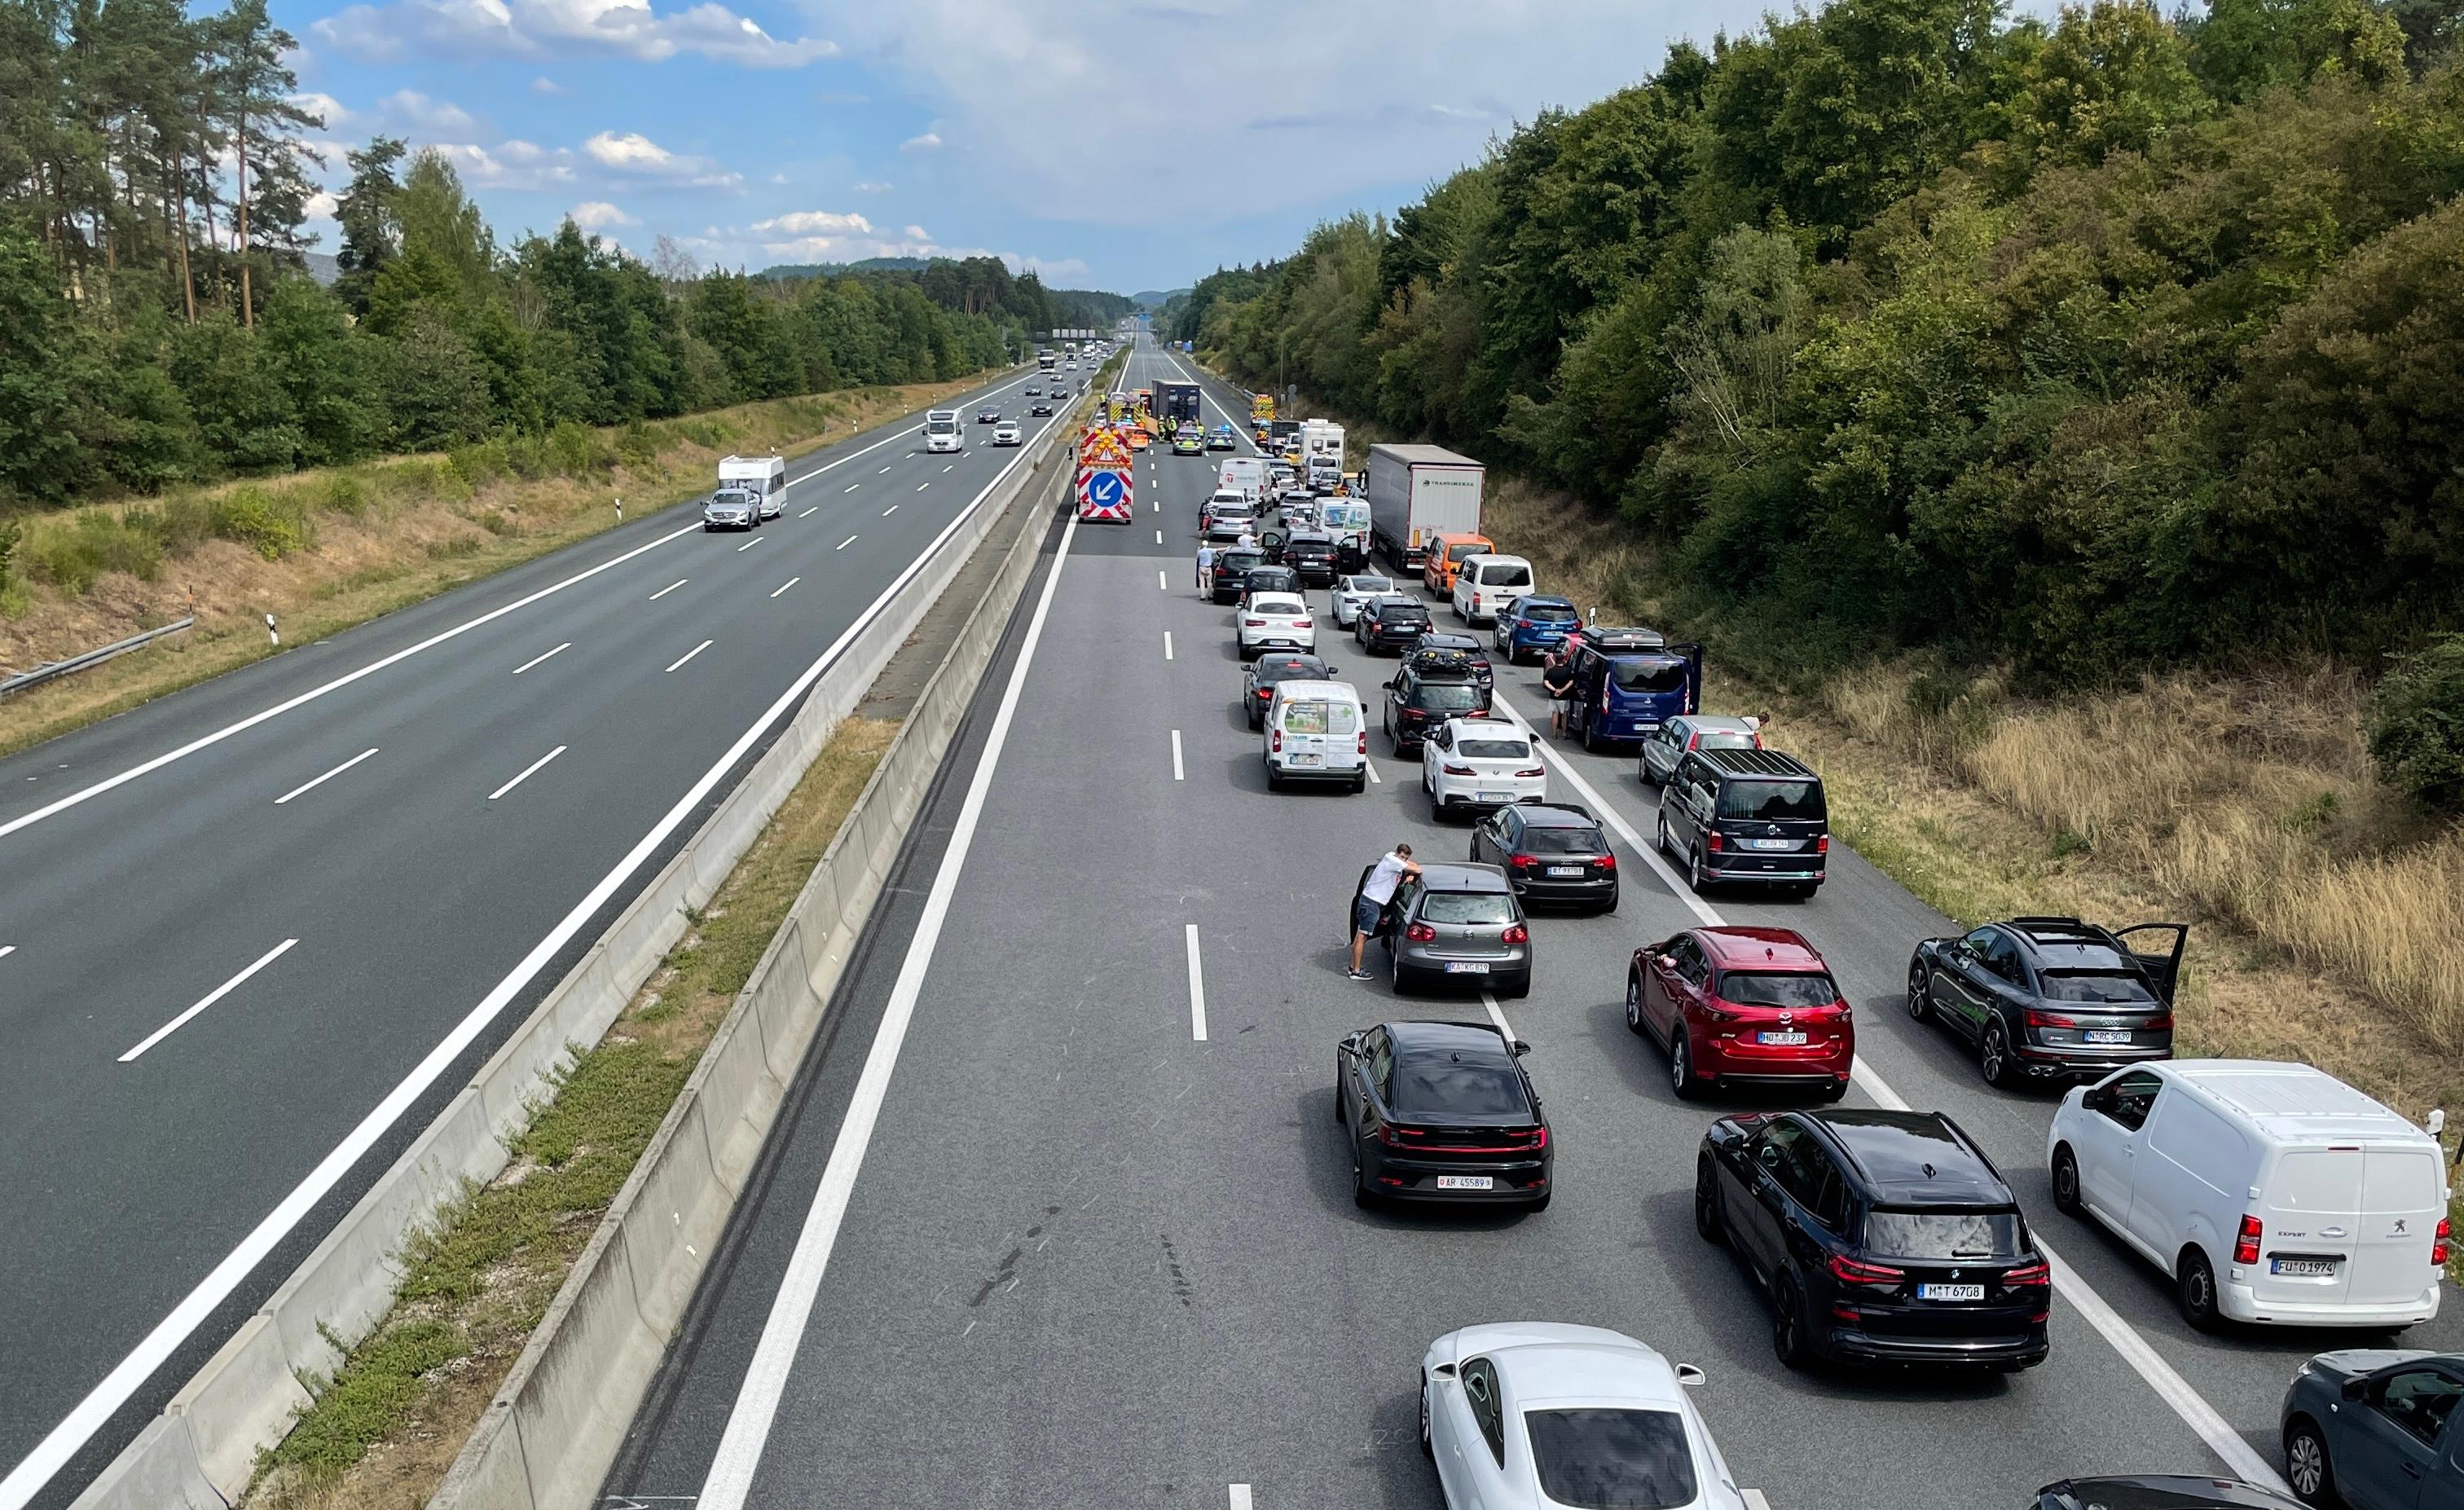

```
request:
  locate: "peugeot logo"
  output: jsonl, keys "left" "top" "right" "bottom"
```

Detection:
{"left": 2394, "top": 1218, "right": 2409, "bottom": 1235}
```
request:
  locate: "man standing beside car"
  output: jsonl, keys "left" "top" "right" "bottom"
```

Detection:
{"left": 1349, "top": 843, "right": 1420, "bottom": 981}
{"left": 1195, "top": 541, "right": 1216, "bottom": 592}
{"left": 1542, "top": 652, "right": 1577, "bottom": 735}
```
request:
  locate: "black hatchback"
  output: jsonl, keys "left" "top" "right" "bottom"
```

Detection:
{"left": 1696, "top": 1107, "right": 2051, "bottom": 1371}
{"left": 1356, "top": 597, "right": 1432, "bottom": 654}
{"left": 1907, "top": 916, "right": 2185, "bottom": 1089}
{"left": 1657, "top": 746, "right": 1829, "bottom": 897}
{"left": 1468, "top": 803, "right": 1617, "bottom": 913}
{"left": 1334, "top": 1019, "right": 1551, "bottom": 1211}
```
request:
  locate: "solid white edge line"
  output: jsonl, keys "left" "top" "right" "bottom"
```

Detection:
{"left": 1186, "top": 924, "right": 1208, "bottom": 1042}
{"left": 510, "top": 641, "right": 571, "bottom": 676}
{"left": 1364, "top": 759, "right": 1381, "bottom": 785}
{"left": 837, "top": 535, "right": 860, "bottom": 552}
{"left": 1171, "top": 729, "right": 1185, "bottom": 782}
{"left": 665, "top": 640, "right": 715, "bottom": 674}
{"left": 272, "top": 747, "right": 380, "bottom": 807}
{"left": 1479, "top": 990, "right": 1515, "bottom": 1042}
{"left": 1489, "top": 680, "right": 2286, "bottom": 1490}
{"left": 770, "top": 578, "right": 800, "bottom": 600}
{"left": 486, "top": 744, "right": 567, "bottom": 799}
{"left": 693, "top": 512, "right": 1084, "bottom": 1510}
{"left": 651, "top": 579, "right": 688, "bottom": 601}
{"left": 117, "top": 939, "right": 299, "bottom": 1063}
{"left": 1742, "top": 1492, "right": 1772, "bottom": 1510}
{"left": 0, "top": 378, "right": 1060, "bottom": 1510}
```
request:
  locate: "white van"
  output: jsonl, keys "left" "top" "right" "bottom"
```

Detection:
{"left": 2048, "top": 1060, "right": 2449, "bottom": 1331}
{"left": 1452, "top": 553, "right": 1533, "bottom": 626}
{"left": 718, "top": 454, "right": 786, "bottom": 521}
{"left": 1263, "top": 680, "right": 1366, "bottom": 793}
{"left": 922, "top": 409, "right": 962, "bottom": 454}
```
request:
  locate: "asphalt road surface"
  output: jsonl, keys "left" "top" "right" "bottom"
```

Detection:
{"left": 0, "top": 363, "right": 1081, "bottom": 1508}
{"left": 600, "top": 329, "right": 2460, "bottom": 1510}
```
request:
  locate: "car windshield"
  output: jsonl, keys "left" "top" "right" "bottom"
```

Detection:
{"left": 1608, "top": 657, "right": 1689, "bottom": 693}
{"left": 1696, "top": 729, "right": 1757, "bottom": 750}
{"left": 1457, "top": 736, "right": 1529, "bottom": 759}
{"left": 1390, "top": 1054, "right": 1525, "bottom": 1116}
{"left": 1419, "top": 890, "right": 1514, "bottom": 925}
{"left": 1718, "top": 780, "right": 1825, "bottom": 822}
{"left": 1446, "top": 542, "right": 1486, "bottom": 563}
{"left": 1521, "top": 603, "right": 1577, "bottom": 623}
{"left": 1417, "top": 684, "right": 1481, "bottom": 711}
{"left": 1520, "top": 825, "right": 1604, "bottom": 856}
{"left": 1861, "top": 1208, "right": 2026, "bottom": 1260}
{"left": 1524, "top": 1409, "right": 1698, "bottom": 1510}
{"left": 1719, "top": 972, "right": 1839, "bottom": 1009}
{"left": 2039, "top": 971, "right": 2157, "bottom": 1004}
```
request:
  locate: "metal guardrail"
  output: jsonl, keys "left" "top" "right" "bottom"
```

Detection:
{"left": 0, "top": 617, "right": 195, "bottom": 698}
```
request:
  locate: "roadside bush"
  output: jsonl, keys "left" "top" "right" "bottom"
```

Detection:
{"left": 24, "top": 508, "right": 165, "bottom": 592}
{"left": 212, "top": 487, "right": 312, "bottom": 561}
{"left": 2367, "top": 634, "right": 2464, "bottom": 812}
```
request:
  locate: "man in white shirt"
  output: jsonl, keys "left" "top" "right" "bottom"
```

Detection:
{"left": 1195, "top": 542, "right": 1217, "bottom": 591}
{"left": 1349, "top": 843, "right": 1420, "bottom": 981}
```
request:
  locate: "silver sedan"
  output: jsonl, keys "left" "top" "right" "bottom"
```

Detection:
{"left": 1419, "top": 1323, "right": 1749, "bottom": 1510}
{"left": 1331, "top": 573, "right": 1397, "bottom": 627}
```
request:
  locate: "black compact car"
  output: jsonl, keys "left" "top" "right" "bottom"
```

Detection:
{"left": 976, "top": 407, "right": 1001, "bottom": 423}
{"left": 1278, "top": 530, "right": 1340, "bottom": 586}
{"left": 1029, "top": 399, "right": 1054, "bottom": 416}
{"left": 1907, "top": 916, "right": 2185, "bottom": 1089}
{"left": 1655, "top": 746, "right": 1829, "bottom": 898}
{"left": 1355, "top": 597, "right": 1432, "bottom": 654}
{"left": 1335, "top": 1019, "right": 1550, "bottom": 1210}
{"left": 1208, "top": 547, "right": 1266, "bottom": 603}
{"left": 1468, "top": 803, "right": 1617, "bottom": 913}
{"left": 2034, "top": 1479, "right": 2309, "bottom": 1510}
{"left": 1696, "top": 1108, "right": 2052, "bottom": 1371}
{"left": 1413, "top": 632, "right": 1493, "bottom": 690}
{"left": 1243, "top": 652, "right": 1336, "bottom": 728}
{"left": 1383, "top": 651, "right": 1489, "bottom": 756}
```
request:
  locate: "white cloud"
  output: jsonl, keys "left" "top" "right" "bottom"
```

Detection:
{"left": 425, "top": 139, "right": 578, "bottom": 190}
{"left": 379, "top": 88, "right": 478, "bottom": 135}
{"left": 1013, "top": 253, "right": 1090, "bottom": 283}
{"left": 530, "top": 75, "right": 568, "bottom": 94}
{"left": 898, "top": 131, "right": 940, "bottom": 152}
{"left": 290, "top": 91, "right": 351, "bottom": 127}
{"left": 853, "top": 180, "right": 891, "bottom": 193}
{"left": 752, "top": 209, "right": 875, "bottom": 235}
{"left": 902, "top": 223, "right": 929, "bottom": 240}
{"left": 569, "top": 200, "right": 638, "bottom": 228}
{"left": 583, "top": 130, "right": 742, "bottom": 187}
{"left": 303, "top": 189, "right": 341, "bottom": 219}
{"left": 315, "top": 0, "right": 836, "bottom": 68}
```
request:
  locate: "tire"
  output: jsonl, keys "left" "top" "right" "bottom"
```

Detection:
{"left": 1980, "top": 1019, "right": 2018, "bottom": 1089}
{"left": 1687, "top": 846, "right": 1709, "bottom": 895}
{"left": 1419, "top": 1372, "right": 1434, "bottom": 1459}
{"left": 1670, "top": 1033, "right": 1701, "bottom": 1100}
{"left": 1390, "top": 956, "right": 1414, "bottom": 997}
{"left": 2283, "top": 1418, "right": 2334, "bottom": 1507}
{"left": 1265, "top": 768, "right": 1283, "bottom": 792}
{"left": 1625, "top": 975, "right": 1646, "bottom": 1035}
{"left": 1523, "top": 1193, "right": 1550, "bottom": 1212}
{"left": 1599, "top": 887, "right": 1619, "bottom": 916}
{"left": 1907, "top": 957, "right": 1934, "bottom": 1021}
{"left": 2177, "top": 1246, "right": 2224, "bottom": 1333}
{"left": 1582, "top": 721, "right": 1606, "bottom": 754}
{"left": 1772, "top": 1275, "right": 1815, "bottom": 1371}
{"left": 1503, "top": 974, "right": 1530, "bottom": 1001}
{"left": 2051, "top": 1146, "right": 2084, "bottom": 1217}
{"left": 1430, "top": 790, "right": 1445, "bottom": 822}
{"left": 1656, "top": 813, "right": 1673, "bottom": 859}
{"left": 1695, "top": 1156, "right": 1723, "bottom": 1241}
{"left": 1349, "top": 773, "right": 1366, "bottom": 795}
{"left": 1333, "top": 1080, "right": 1346, "bottom": 1122}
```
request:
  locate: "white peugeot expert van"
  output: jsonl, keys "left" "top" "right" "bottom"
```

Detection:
{"left": 1263, "top": 680, "right": 1366, "bottom": 793}
{"left": 2048, "top": 1059, "right": 2449, "bottom": 1332}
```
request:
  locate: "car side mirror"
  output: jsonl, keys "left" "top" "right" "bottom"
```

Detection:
{"left": 1674, "top": 1363, "right": 1705, "bottom": 1388}
{"left": 1384, "top": 678, "right": 1397, "bottom": 690}
{"left": 1511, "top": 1040, "right": 1532, "bottom": 1057}
{"left": 2341, "top": 1376, "right": 2367, "bottom": 1402}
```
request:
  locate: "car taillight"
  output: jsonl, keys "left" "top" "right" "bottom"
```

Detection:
{"left": 2026, "top": 1010, "right": 2079, "bottom": 1029}
{"left": 2003, "top": 1262, "right": 2051, "bottom": 1288}
{"left": 1270, "top": 730, "right": 1283, "bottom": 753}
{"left": 1293, "top": 617, "right": 1311, "bottom": 628}
{"left": 1815, "top": 835, "right": 1829, "bottom": 853}
{"left": 1597, "top": 852, "right": 1617, "bottom": 869}
{"left": 1516, "top": 767, "right": 1544, "bottom": 777}
{"left": 2233, "top": 1214, "right": 2263, "bottom": 1266}
{"left": 1828, "top": 1254, "right": 1905, "bottom": 1288}
{"left": 1405, "top": 922, "right": 1437, "bottom": 943}
{"left": 2145, "top": 1013, "right": 2175, "bottom": 1031}
{"left": 1502, "top": 924, "right": 1529, "bottom": 944}
{"left": 1509, "top": 854, "right": 1536, "bottom": 869}
{"left": 1706, "top": 831, "right": 1724, "bottom": 852}
{"left": 1357, "top": 732, "right": 1367, "bottom": 755}
{"left": 2433, "top": 1217, "right": 2450, "bottom": 1268}
{"left": 1245, "top": 619, "right": 1265, "bottom": 628}
{"left": 1441, "top": 763, "right": 1474, "bottom": 776}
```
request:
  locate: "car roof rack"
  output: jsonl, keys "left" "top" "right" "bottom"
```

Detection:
{"left": 1578, "top": 627, "right": 1670, "bottom": 651}
{"left": 1698, "top": 746, "right": 1818, "bottom": 779}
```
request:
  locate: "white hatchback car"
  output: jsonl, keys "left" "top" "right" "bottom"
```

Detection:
{"left": 1235, "top": 592, "right": 1315, "bottom": 660}
{"left": 1420, "top": 1323, "right": 1748, "bottom": 1510}
{"left": 1423, "top": 717, "right": 1546, "bottom": 820}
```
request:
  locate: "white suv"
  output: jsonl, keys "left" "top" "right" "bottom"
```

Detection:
{"left": 1235, "top": 592, "right": 1315, "bottom": 660}
{"left": 1421, "top": 716, "right": 1546, "bottom": 819}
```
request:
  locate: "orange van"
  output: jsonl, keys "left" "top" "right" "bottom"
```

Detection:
{"left": 1423, "top": 531, "right": 1496, "bottom": 597}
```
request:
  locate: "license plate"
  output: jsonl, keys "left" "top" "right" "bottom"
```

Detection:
{"left": 1757, "top": 1031, "right": 1809, "bottom": 1046}
{"left": 1547, "top": 865, "right": 1584, "bottom": 878}
{"left": 1443, "top": 962, "right": 1489, "bottom": 974}
{"left": 1289, "top": 753, "right": 1319, "bottom": 766}
{"left": 1918, "top": 1283, "right": 1985, "bottom": 1302}
{"left": 1476, "top": 790, "right": 1514, "bottom": 803}
{"left": 2084, "top": 1028, "right": 2132, "bottom": 1045}
{"left": 1747, "top": 838, "right": 1796, "bottom": 851}
{"left": 2273, "top": 1257, "right": 2339, "bottom": 1277}
{"left": 1436, "top": 1175, "right": 1494, "bottom": 1191}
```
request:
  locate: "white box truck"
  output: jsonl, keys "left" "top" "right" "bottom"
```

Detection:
{"left": 1366, "top": 442, "right": 1485, "bottom": 570}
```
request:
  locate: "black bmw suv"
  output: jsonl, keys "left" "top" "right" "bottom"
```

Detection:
{"left": 1907, "top": 916, "right": 2185, "bottom": 1089}
{"left": 1696, "top": 1108, "right": 2051, "bottom": 1371}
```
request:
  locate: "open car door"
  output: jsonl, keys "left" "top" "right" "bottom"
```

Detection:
{"left": 1671, "top": 643, "right": 1705, "bottom": 715}
{"left": 2113, "top": 922, "right": 2189, "bottom": 1006}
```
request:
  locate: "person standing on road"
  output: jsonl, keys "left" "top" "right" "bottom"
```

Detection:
{"left": 1541, "top": 652, "right": 1577, "bottom": 735}
{"left": 1349, "top": 843, "right": 1421, "bottom": 980}
{"left": 1196, "top": 540, "right": 1217, "bottom": 592}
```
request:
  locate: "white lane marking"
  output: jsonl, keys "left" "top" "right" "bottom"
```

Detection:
{"left": 1230, "top": 1488, "right": 1252, "bottom": 1510}
{"left": 273, "top": 747, "right": 379, "bottom": 806}
{"left": 510, "top": 641, "right": 571, "bottom": 676}
{"left": 801, "top": 505, "right": 821, "bottom": 517}
{"left": 941, "top": 464, "right": 953, "bottom": 473}
{"left": 1155, "top": 530, "right": 1164, "bottom": 545}
{"left": 837, "top": 535, "right": 860, "bottom": 552}
{"left": 665, "top": 640, "right": 715, "bottom": 673}
{"left": 1480, "top": 990, "right": 1515, "bottom": 1042}
{"left": 844, "top": 484, "right": 860, "bottom": 494}
{"left": 693, "top": 513, "right": 1084, "bottom": 1510}
{"left": 486, "top": 744, "right": 567, "bottom": 799}
{"left": 1489, "top": 680, "right": 2288, "bottom": 1491}
{"left": 1743, "top": 1494, "right": 1772, "bottom": 1510}
{"left": 0, "top": 946, "right": 13, "bottom": 962}
{"left": 1186, "top": 925, "right": 1208, "bottom": 1041}
{"left": 917, "top": 481, "right": 931, "bottom": 493}
{"left": 878, "top": 466, "right": 892, "bottom": 474}
{"left": 769, "top": 578, "right": 800, "bottom": 600}
{"left": 1163, "top": 632, "right": 1174, "bottom": 662}
{"left": 882, "top": 505, "right": 899, "bottom": 517}
{"left": 0, "top": 380, "right": 1056, "bottom": 1510}
{"left": 1158, "top": 570, "right": 1167, "bottom": 592}
{"left": 1171, "top": 730, "right": 1185, "bottom": 781}
{"left": 0, "top": 519, "right": 696, "bottom": 846}
{"left": 118, "top": 939, "right": 298, "bottom": 1063}
{"left": 736, "top": 537, "right": 763, "bottom": 552}
{"left": 651, "top": 579, "right": 688, "bottom": 600}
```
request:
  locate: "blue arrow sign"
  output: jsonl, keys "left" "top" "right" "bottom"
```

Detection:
{"left": 1086, "top": 470, "right": 1125, "bottom": 509}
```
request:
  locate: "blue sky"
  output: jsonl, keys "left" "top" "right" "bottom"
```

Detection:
{"left": 278, "top": 0, "right": 1787, "bottom": 294}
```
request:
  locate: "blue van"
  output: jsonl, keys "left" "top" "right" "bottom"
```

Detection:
{"left": 1563, "top": 627, "right": 1704, "bottom": 752}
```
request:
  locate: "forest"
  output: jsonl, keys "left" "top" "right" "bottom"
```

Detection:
{"left": 0, "top": 0, "right": 1064, "bottom": 508}
{"left": 1177, "top": 0, "right": 2464, "bottom": 698}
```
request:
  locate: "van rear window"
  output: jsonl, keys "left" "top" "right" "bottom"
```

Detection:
{"left": 1608, "top": 659, "right": 1689, "bottom": 693}
{"left": 1283, "top": 702, "right": 1357, "bottom": 736}
{"left": 1718, "top": 780, "right": 1827, "bottom": 822}
{"left": 2273, "top": 1150, "right": 2364, "bottom": 1214}
{"left": 2361, "top": 1148, "right": 2439, "bottom": 1214}
{"left": 1478, "top": 563, "right": 1533, "bottom": 587}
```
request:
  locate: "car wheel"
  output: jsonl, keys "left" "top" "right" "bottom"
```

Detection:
{"left": 2283, "top": 1418, "right": 2334, "bottom": 1507}
{"left": 1694, "top": 1156, "right": 1723, "bottom": 1242}
{"left": 1503, "top": 974, "right": 1530, "bottom": 1001}
{"left": 1352, "top": 1148, "right": 1374, "bottom": 1209}
{"left": 1907, "top": 957, "right": 1934, "bottom": 1021}
{"left": 1582, "top": 721, "right": 1606, "bottom": 754}
{"left": 2051, "top": 1146, "right": 2084, "bottom": 1217}
{"left": 1524, "top": 1192, "right": 1550, "bottom": 1212}
{"left": 1625, "top": 975, "right": 1645, "bottom": 1035}
{"left": 1349, "top": 773, "right": 1366, "bottom": 795}
{"left": 1772, "top": 1274, "right": 1815, "bottom": 1371}
{"left": 1670, "top": 1033, "right": 1701, "bottom": 1100}
{"left": 1656, "top": 813, "right": 1672, "bottom": 858}
{"left": 1980, "top": 1019, "right": 2017, "bottom": 1089}
{"left": 1687, "top": 846, "right": 1709, "bottom": 894}
{"left": 1419, "top": 1372, "right": 1434, "bottom": 1459}
{"left": 1265, "top": 768, "right": 1283, "bottom": 792}
{"left": 2177, "top": 1246, "right": 2224, "bottom": 1333}
{"left": 1598, "top": 887, "right": 1619, "bottom": 916}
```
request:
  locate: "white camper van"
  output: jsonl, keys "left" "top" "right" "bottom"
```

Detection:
{"left": 2048, "top": 1059, "right": 2449, "bottom": 1331}
{"left": 717, "top": 455, "right": 786, "bottom": 522}
{"left": 922, "top": 409, "right": 962, "bottom": 454}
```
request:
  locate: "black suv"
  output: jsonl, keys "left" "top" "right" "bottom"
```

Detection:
{"left": 1414, "top": 632, "right": 1493, "bottom": 690}
{"left": 1382, "top": 651, "right": 1489, "bottom": 755}
{"left": 1696, "top": 1108, "right": 2051, "bottom": 1371}
{"left": 1355, "top": 597, "right": 1432, "bottom": 654}
{"left": 1655, "top": 747, "right": 1828, "bottom": 897}
{"left": 1208, "top": 547, "right": 1266, "bottom": 603}
{"left": 1277, "top": 530, "right": 1340, "bottom": 586}
{"left": 1907, "top": 916, "right": 2185, "bottom": 1089}
{"left": 1469, "top": 803, "right": 1617, "bottom": 913}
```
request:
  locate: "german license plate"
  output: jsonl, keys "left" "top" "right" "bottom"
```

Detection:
{"left": 1547, "top": 865, "right": 1584, "bottom": 878}
{"left": 1436, "top": 1175, "right": 1493, "bottom": 1191}
{"left": 2084, "top": 1028, "right": 2132, "bottom": 1044}
{"left": 1918, "top": 1283, "right": 1985, "bottom": 1301}
{"left": 1289, "top": 753, "right": 1319, "bottom": 767}
{"left": 1748, "top": 838, "right": 1795, "bottom": 851}
{"left": 2273, "top": 1257, "right": 2339, "bottom": 1277}
{"left": 1443, "top": 962, "right": 1490, "bottom": 974}
{"left": 1477, "top": 790, "right": 1514, "bottom": 803}
{"left": 1757, "top": 1031, "right": 1809, "bottom": 1046}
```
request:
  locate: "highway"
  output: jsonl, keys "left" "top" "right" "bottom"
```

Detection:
{"left": 598, "top": 329, "right": 2461, "bottom": 1509}
{"left": 0, "top": 363, "right": 1081, "bottom": 1506}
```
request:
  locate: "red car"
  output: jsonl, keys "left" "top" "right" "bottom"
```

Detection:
{"left": 1626, "top": 927, "right": 1852, "bottom": 1100}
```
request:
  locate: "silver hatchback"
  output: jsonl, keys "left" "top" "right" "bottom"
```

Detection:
{"left": 1353, "top": 861, "right": 1531, "bottom": 998}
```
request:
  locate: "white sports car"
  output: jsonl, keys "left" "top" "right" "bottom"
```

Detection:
{"left": 1234, "top": 591, "right": 1316, "bottom": 659}
{"left": 1420, "top": 1323, "right": 1748, "bottom": 1510}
